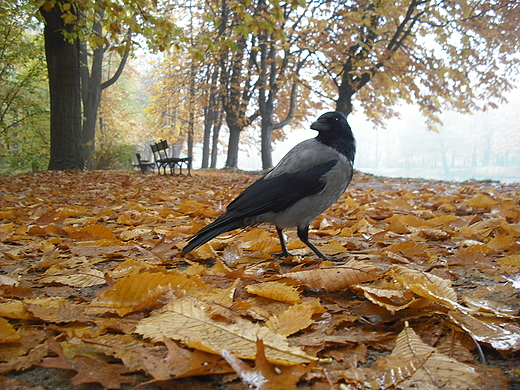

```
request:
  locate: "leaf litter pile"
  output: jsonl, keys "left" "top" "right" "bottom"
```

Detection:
{"left": 0, "top": 170, "right": 519, "bottom": 390}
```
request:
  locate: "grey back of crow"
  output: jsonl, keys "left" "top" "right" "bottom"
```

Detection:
{"left": 182, "top": 111, "right": 356, "bottom": 260}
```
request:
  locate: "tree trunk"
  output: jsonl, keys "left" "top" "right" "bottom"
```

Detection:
{"left": 201, "top": 111, "right": 212, "bottom": 168}
{"left": 201, "top": 68, "right": 220, "bottom": 168}
{"left": 187, "top": 62, "right": 196, "bottom": 171}
{"left": 80, "top": 29, "right": 104, "bottom": 170}
{"left": 81, "top": 11, "right": 130, "bottom": 170}
{"left": 41, "top": 1, "right": 84, "bottom": 170}
{"left": 335, "top": 79, "right": 355, "bottom": 117}
{"left": 260, "top": 117, "right": 274, "bottom": 169}
{"left": 225, "top": 118, "right": 242, "bottom": 168}
{"left": 210, "top": 113, "right": 222, "bottom": 169}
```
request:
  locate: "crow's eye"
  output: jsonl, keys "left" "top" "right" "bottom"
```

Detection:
{"left": 334, "top": 117, "right": 339, "bottom": 121}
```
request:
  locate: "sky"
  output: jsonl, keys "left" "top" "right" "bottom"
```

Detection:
{"left": 196, "top": 87, "right": 520, "bottom": 184}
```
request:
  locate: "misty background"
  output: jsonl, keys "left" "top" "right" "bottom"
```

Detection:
{"left": 194, "top": 87, "right": 520, "bottom": 184}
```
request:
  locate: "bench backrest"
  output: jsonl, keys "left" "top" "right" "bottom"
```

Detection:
{"left": 151, "top": 140, "right": 170, "bottom": 161}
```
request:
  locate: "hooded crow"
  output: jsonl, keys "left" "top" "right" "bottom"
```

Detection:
{"left": 182, "top": 111, "right": 356, "bottom": 260}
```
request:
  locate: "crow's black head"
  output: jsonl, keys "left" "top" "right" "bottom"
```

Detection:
{"left": 311, "top": 111, "right": 356, "bottom": 163}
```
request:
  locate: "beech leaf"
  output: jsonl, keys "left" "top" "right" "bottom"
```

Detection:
{"left": 282, "top": 260, "right": 385, "bottom": 291}
{"left": 135, "top": 297, "right": 316, "bottom": 365}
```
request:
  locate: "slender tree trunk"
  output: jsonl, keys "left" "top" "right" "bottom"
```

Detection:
{"left": 201, "top": 111, "right": 212, "bottom": 168}
{"left": 210, "top": 113, "right": 222, "bottom": 169}
{"left": 80, "top": 33, "right": 104, "bottom": 170}
{"left": 201, "top": 68, "right": 219, "bottom": 168}
{"left": 41, "top": 1, "right": 83, "bottom": 170}
{"left": 187, "top": 61, "right": 196, "bottom": 171}
{"left": 80, "top": 8, "right": 130, "bottom": 170}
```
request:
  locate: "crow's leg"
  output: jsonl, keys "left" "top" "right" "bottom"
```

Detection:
{"left": 273, "top": 228, "right": 293, "bottom": 257}
{"left": 297, "top": 226, "right": 333, "bottom": 261}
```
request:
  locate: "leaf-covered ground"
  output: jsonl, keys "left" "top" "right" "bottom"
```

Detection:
{"left": 0, "top": 169, "right": 519, "bottom": 390}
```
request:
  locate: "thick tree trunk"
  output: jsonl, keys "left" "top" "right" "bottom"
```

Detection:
{"left": 41, "top": 1, "right": 83, "bottom": 170}
{"left": 335, "top": 80, "right": 355, "bottom": 117}
{"left": 225, "top": 119, "right": 242, "bottom": 168}
{"left": 260, "top": 118, "right": 274, "bottom": 169}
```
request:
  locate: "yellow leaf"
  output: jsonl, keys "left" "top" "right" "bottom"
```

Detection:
{"left": 245, "top": 281, "right": 301, "bottom": 303}
{"left": 466, "top": 194, "right": 496, "bottom": 208}
{"left": 319, "top": 240, "right": 346, "bottom": 255}
{"left": 486, "top": 235, "right": 516, "bottom": 251}
{"left": 265, "top": 300, "right": 322, "bottom": 336}
{"left": 391, "top": 265, "right": 458, "bottom": 308}
{"left": 0, "top": 300, "right": 37, "bottom": 320}
{"left": 497, "top": 254, "right": 520, "bottom": 267}
{"left": 0, "top": 275, "right": 19, "bottom": 287}
{"left": 376, "top": 324, "right": 481, "bottom": 389}
{"left": 135, "top": 297, "right": 316, "bottom": 365}
{"left": 384, "top": 240, "right": 428, "bottom": 258}
{"left": 0, "top": 317, "right": 20, "bottom": 343}
{"left": 83, "top": 224, "right": 117, "bottom": 241}
{"left": 40, "top": 268, "right": 105, "bottom": 288}
{"left": 89, "top": 271, "right": 210, "bottom": 316}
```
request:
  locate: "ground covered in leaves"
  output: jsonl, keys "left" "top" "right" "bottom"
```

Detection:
{"left": 0, "top": 169, "right": 519, "bottom": 390}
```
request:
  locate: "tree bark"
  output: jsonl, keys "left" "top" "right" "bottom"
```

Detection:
{"left": 201, "top": 67, "right": 220, "bottom": 168}
{"left": 80, "top": 14, "right": 104, "bottom": 170}
{"left": 80, "top": 9, "right": 131, "bottom": 169}
{"left": 40, "top": 1, "right": 84, "bottom": 170}
{"left": 224, "top": 117, "right": 242, "bottom": 168}
{"left": 210, "top": 113, "right": 222, "bottom": 169}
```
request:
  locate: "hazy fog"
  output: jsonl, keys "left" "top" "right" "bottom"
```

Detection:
{"left": 194, "top": 88, "right": 520, "bottom": 184}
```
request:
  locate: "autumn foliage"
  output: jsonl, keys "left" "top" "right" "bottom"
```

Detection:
{"left": 0, "top": 170, "right": 519, "bottom": 389}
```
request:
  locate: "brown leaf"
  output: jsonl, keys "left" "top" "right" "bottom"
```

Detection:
{"left": 38, "top": 338, "right": 135, "bottom": 389}
{"left": 221, "top": 339, "right": 316, "bottom": 390}
{"left": 282, "top": 260, "right": 385, "bottom": 291}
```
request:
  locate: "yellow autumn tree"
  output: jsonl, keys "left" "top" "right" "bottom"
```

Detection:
{"left": 305, "top": 0, "right": 520, "bottom": 128}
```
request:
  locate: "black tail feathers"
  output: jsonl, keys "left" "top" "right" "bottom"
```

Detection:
{"left": 182, "top": 217, "right": 241, "bottom": 254}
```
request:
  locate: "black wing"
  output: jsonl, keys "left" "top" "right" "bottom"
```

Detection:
{"left": 227, "top": 159, "right": 338, "bottom": 216}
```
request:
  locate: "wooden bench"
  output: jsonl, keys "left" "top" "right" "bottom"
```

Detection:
{"left": 134, "top": 153, "right": 155, "bottom": 173}
{"left": 150, "top": 140, "right": 191, "bottom": 176}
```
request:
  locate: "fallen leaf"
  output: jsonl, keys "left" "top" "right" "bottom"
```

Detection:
{"left": 135, "top": 297, "right": 317, "bottom": 365}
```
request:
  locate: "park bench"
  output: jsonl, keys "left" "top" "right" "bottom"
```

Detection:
{"left": 150, "top": 140, "right": 191, "bottom": 176}
{"left": 134, "top": 153, "right": 155, "bottom": 174}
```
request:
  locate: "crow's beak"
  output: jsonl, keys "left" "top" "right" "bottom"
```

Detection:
{"left": 310, "top": 120, "right": 327, "bottom": 131}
